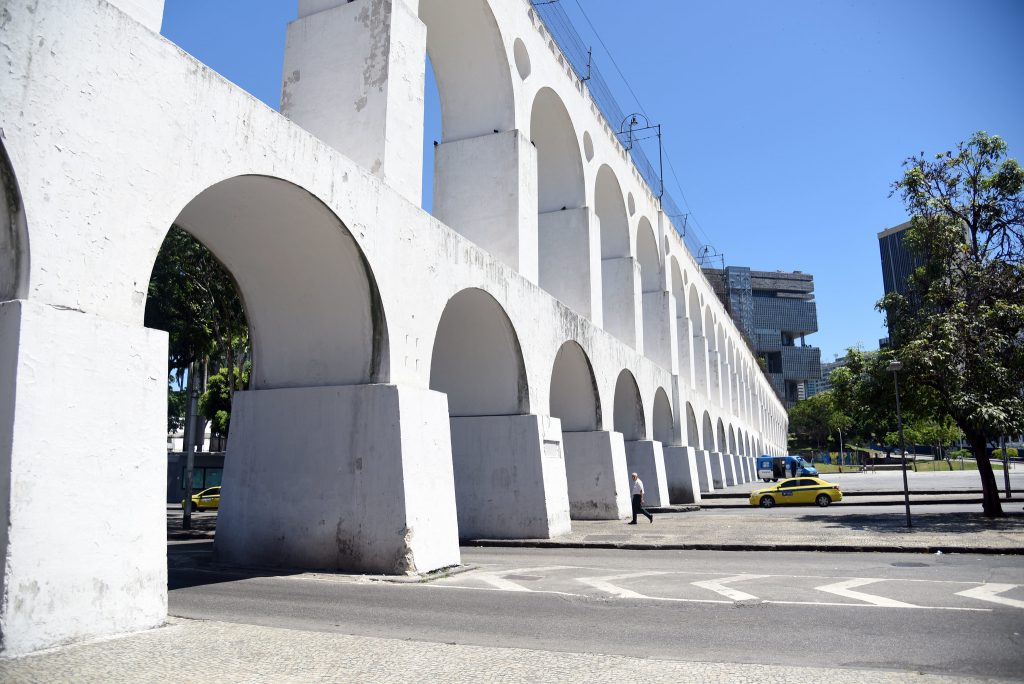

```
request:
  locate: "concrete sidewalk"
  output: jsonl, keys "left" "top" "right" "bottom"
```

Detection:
{"left": 0, "top": 617, "right": 1014, "bottom": 684}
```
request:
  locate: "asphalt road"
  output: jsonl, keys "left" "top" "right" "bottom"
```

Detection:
{"left": 169, "top": 544, "right": 1024, "bottom": 680}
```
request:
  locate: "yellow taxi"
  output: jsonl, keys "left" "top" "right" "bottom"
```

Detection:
{"left": 749, "top": 477, "right": 842, "bottom": 508}
{"left": 182, "top": 486, "right": 220, "bottom": 511}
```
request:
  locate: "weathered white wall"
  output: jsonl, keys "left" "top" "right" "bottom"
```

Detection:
{"left": 0, "top": 0, "right": 790, "bottom": 655}
{"left": 663, "top": 445, "right": 701, "bottom": 504}
{"left": 563, "top": 431, "right": 630, "bottom": 519}
{"left": 450, "top": 414, "right": 570, "bottom": 539}
{"left": 215, "top": 384, "right": 459, "bottom": 574}
{"left": 625, "top": 440, "right": 669, "bottom": 508}
{"left": 0, "top": 301, "right": 167, "bottom": 656}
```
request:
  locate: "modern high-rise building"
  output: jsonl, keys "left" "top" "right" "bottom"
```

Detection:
{"left": 878, "top": 221, "right": 920, "bottom": 299}
{"left": 878, "top": 220, "right": 922, "bottom": 346}
{"left": 703, "top": 267, "right": 821, "bottom": 408}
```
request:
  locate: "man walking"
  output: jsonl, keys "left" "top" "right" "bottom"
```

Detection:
{"left": 629, "top": 472, "right": 654, "bottom": 524}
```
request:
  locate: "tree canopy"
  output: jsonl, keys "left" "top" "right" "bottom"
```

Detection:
{"left": 145, "top": 226, "right": 250, "bottom": 437}
{"left": 882, "top": 132, "right": 1024, "bottom": 516}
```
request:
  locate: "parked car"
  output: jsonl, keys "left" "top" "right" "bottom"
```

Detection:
{"left": 182, "top": 486, "right": 220, "bottom": 511}
{"left": 756, "top": 454, "right": 818, "bottom": 481}
{"left": 749, "top": 477, "right": 841, "bottom": 508}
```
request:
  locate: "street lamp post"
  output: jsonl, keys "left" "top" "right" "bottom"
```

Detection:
{"left": 888, "top": 360, "right": 912, "bottom": 528}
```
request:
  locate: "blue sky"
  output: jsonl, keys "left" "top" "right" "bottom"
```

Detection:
{"left": 161, "top": 0, "right": 1024, "bottom": 363}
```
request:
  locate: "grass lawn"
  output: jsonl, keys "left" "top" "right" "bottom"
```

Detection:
{"left": 813, "top": 460, "right": 1007, "bottom": 473}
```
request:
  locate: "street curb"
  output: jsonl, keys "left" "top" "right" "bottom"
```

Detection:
{"left": 693, "top": 498, "right": 988, "bottom": 510}
{"left": 464, "top": 539, "right": 1024, "bottom": 555}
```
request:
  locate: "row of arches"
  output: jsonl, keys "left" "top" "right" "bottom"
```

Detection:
{"left": 411, "top": 1, "right": 787, "bottom": 436}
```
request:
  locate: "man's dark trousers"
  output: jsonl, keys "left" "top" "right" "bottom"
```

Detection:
{"left": 631, "top": 494, "right": 653, "bottom": 523}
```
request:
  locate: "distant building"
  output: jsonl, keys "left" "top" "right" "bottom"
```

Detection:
{"left": 703, "top": 267, "right": 821, "bottom": 408}
{"left": 878, "top": 220, "right": 923, "bottom": 346}
{"left": 805, "top": 356, "right": 849, "bottom": 398}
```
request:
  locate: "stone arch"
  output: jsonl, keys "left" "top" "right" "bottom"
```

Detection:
{"left": 717, "top": 418, "right": 727, "bottom": 455}
{"left": 164, "top": 175, "right": 389, "bottom": 389}
{"left": 652, "top": 387, "right": 673, "bottom": 444}
{"left": 636, "top": 218, "right": 660, "bottom": 293}
{"left": 429, "top": 288, "right": 528, "bottom": 416}
{"left": 728, "top": 425, "right": 737, "bottom": 454}
{"left": 549, "top": 341, "right": 601, "bottom": 432}
{"left": 702, "top": 411, "right": 715, "bottom": 452}
{"left": 530, "top": 88, "right": 586, "bottom": 213}
{"left": 613, "top": 369, "right": 645, "bottom": 441}
{"left": 705, "top": 308, "right": 719, "bottom": 401}
{"left": 0, "top": 140, "right": 29, "bottom": 301}
{"left": 419, "top": 0, "right": 515, "bottom": 142}
{"left": 595, "top": 165, "right": 630, "bottom": 258}
{"left": 596, "top": 165, "right": 636, "bottom": 346}
{"left": 688, "top": 285, "right": 707, "bottom": 395}
{"left": 534, "top": 88, "right": 591, "bottom": 317}
{"left": 671, "top": 258, "right": 691, "bottom": 387}
{"left": 685, "top": 402, "right": 700, "bottom": 449}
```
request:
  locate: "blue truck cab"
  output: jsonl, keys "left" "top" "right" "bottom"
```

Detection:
{"left": 756, "top": 455, "right": 817, "bottom": 482}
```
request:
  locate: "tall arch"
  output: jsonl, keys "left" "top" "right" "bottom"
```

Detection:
{"left": 431, "top": 288, "right": 569, "bottom": 540}
{"left": 168, "top": 176, "right": 389, "bottom": 389}
{"left": 686, "top": 403, "right": 700, "bottom": 449}
{"left": 419, "top": 0, "right": 515, "bottom": 142}
{"left": 596, "top": 166, "right": 636, "bottom": 347}
{"left": 705, "top": 309, "right": 720, "bottom": 402}
{"left": 717, "top": 418, "right": 727, "bottom": 456}
{"left": 702, "top": 411, "right": 715, "bottom": 452}
{"left": 531, "top": 88, "right": 585, "bottom": 214}
{"left": 0, "top": 140, "right": 29, "bottom": 301}
{"left": 652, "top": 387, "right": 673, "bottom": 445}
{"left": 636, "top": 218, "right": 660, "bottom": 293}
{"left": 549, "top": 341, "right": 601, "bottom": 432}
{"left": 430, "top": 288, "right": 527, "bottom": 416}
{"left": 671, "top": 258, "right": 691, "bottom": 387}
{"left": 688, "top": 285, "right": 707, "bottom": 395}
{"left": 613, "top": 369, "right": 645, "bottom": 441}
{"left": 728, "top": 425, "right": 737, "bottom": 455}
{"left": 534, "top": 88, "right": 591, "bottom": 317}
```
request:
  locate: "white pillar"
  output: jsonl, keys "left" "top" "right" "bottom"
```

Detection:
{"left": 283, "top": 0, "right": 426, "bottom": 204}
{"left": 0, "top": 301, "right": 167, "bottom": 656}
{"left": 539, "top": 207, "right": 594, "bottom": 314}
{"left": 624, "top": 440, "right": 669, "bottom": 507}
{"left": 449, "top": 414, "right": 570, "bottom": 539}
{"left": 707, "top": 452, "right": 726, "bottom": 490}
{"left": 693, "top": 449, "right": 712, "bottom": 493}
{"left": 563, "top": 430, "right": 630, "bottom": 519}
{"left": 663, "top": 445, "right": 702, "bottom": 504}
{"left": 435, "top": 130, "right": 539, "bottom": 283}
{"left": 602, "top": 257, "right": 641, "bottom": 349}
{"left": 215, "top": 383, "right": 460, "bottom": 574}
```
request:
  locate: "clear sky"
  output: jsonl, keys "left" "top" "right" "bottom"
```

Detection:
{"left": 161, "top": 0, "right": 1024, "bottom": 363}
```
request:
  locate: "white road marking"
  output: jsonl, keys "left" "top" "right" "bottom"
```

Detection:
{"left": 576, "top": 572, "right": 671, "bottom": 599}
{"left": 815, "top": 578, "right": 918, "bottom": 607}
{"left": 475, "top": 565, "right": 576, "bottom": 592}
{"left": 956, "top": 583, "right": 1024, "bottom": 609}
{"left": 691, "top": 574, "right": 766, "bottom": 602}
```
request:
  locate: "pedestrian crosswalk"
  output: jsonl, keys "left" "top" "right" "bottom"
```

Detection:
{"left": 427, "top": 564, "right": 1024, "bottom": 612}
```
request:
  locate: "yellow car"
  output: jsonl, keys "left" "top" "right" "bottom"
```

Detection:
{"left": 182, "top": 486, "right": 220, "bottom": 511}
{"left": 749, "top": 477, "right": 842, "bottom": 508}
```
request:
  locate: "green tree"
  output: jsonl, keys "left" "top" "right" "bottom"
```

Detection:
{"left": 145, "top": 226, "right": 250, "bottom": 434}
{"left": 883, "top": 132, "right": 1024, "bottom": 517}
{"left": 199, "top": 365, "right": 250, "bottom": 437}
{"left": 788, "top": 391, "right": 849, "bottom": 451}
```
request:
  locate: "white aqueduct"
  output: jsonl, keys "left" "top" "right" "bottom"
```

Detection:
{"left": 0, "top": 0, "right": 788, "bottom": 654}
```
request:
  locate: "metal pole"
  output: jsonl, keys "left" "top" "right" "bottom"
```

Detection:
{"left": 838, "top": 427, "right": 843, "bottom": 473}
{"left": 892, "top": 368, "right": 912, "bottom": 528}
{"left": 182, "top": 362, "right": 198, "bottom": 530}
{"left": 1002, "top": 434, "right": 1011, "bottom": 500}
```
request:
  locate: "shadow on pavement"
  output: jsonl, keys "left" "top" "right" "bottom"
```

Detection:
{"left": 796, "top": 510, "right": 1024, "bottom": 535}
